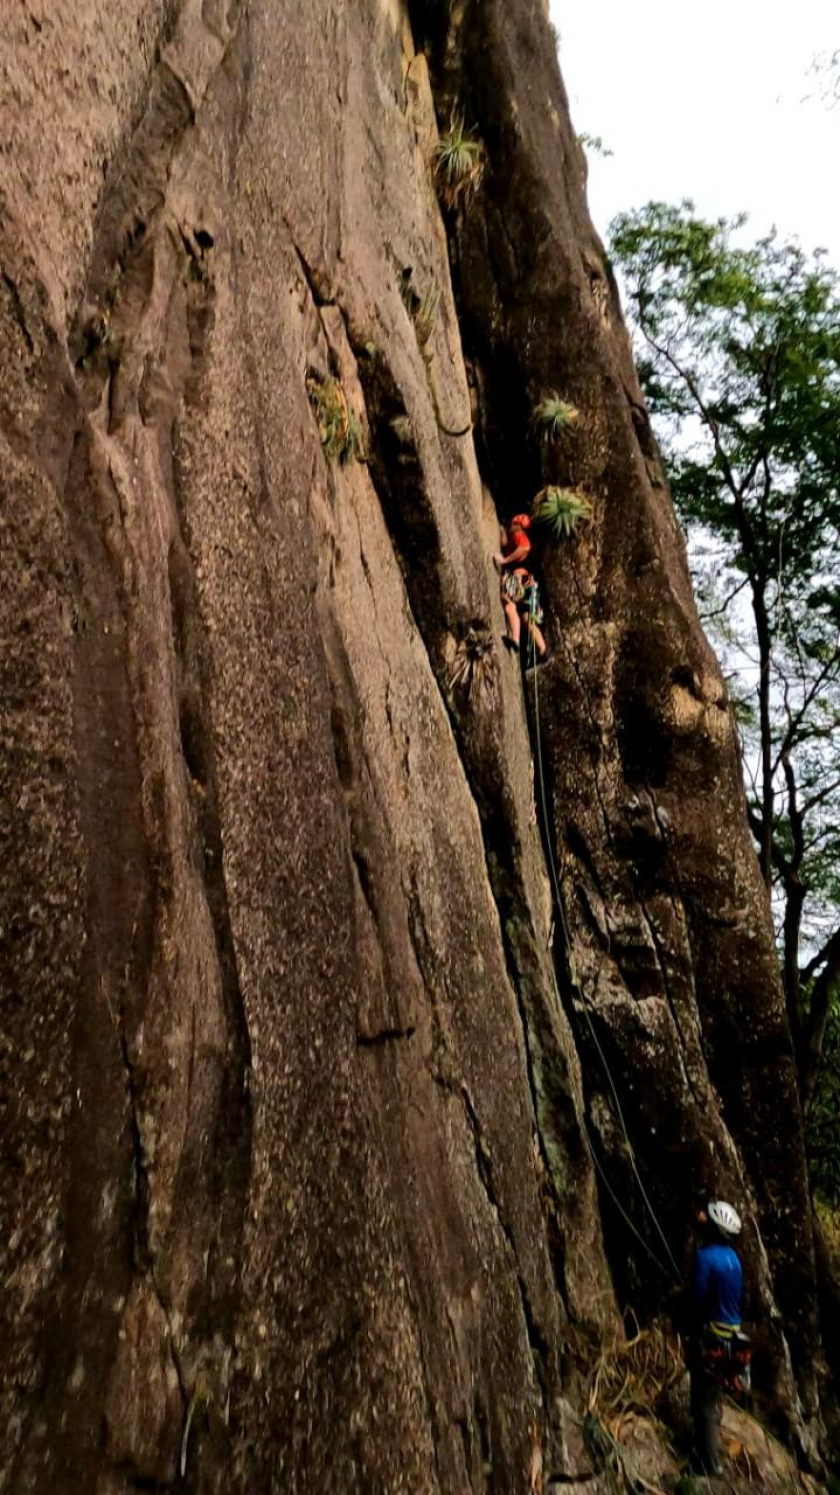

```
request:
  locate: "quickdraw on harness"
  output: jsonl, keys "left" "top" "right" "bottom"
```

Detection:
{"left": 700, "top": 1327, "right": 752, "bottom": 1399}
{"left": 524, "top": 576, "right": 544, "bottom": 627}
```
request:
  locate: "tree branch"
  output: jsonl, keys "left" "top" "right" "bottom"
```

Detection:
{"left": 699, "top": 574, "right": 751, "bottom": 621}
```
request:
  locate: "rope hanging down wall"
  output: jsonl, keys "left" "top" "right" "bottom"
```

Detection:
{"left": 523, "top": 616, "right": 683, "bottom": 1286}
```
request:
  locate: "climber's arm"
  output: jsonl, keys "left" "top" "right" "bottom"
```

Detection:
{"left": 493, "top": 543, "right": 530, "bottom": 571}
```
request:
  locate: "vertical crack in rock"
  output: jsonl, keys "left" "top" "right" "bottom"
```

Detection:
{"left": 342, "top": 332, "right": 587, "bottom": 1333}
{"left": 456, "top": 1082, "right": 552, "bottom": 1401}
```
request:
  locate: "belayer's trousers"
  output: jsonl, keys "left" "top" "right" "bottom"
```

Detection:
{"left": 689, "top": 1354, "right": 721, "bottom": 1474}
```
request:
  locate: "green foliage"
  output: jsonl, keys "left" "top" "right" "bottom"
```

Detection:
{"left": 532, "top": 393, "right": 580, "bottom": 442}
{"left": 610, "top": 201, "right": 840, "bottom": 1098}
{"left": 306, "top": 374, "right": 363, "bottom": 465}
{"left": 533, "top": 485, "right": 592, "bottom": 540}
{"left": 578, "top": 132, "right": 613, "bottom": 158}
{"left": 674, "top": 1476, "right": 704, "bottom": 1495}
{"left": 434, "top": 116, "right": 484, "bottom": 209}
{"left": 610, "top": 205, "right": 840, "bottom": 614}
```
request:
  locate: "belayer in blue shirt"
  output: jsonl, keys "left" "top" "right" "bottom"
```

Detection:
{"left": 689, "top": 1198, "right": 744, "bottom": 1475}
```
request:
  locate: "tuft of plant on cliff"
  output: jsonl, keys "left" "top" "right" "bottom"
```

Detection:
{"left": 610, "top": 201, "right": 840, "bottom": 1115}
{"left": 532, "top": 393, "right": 580, "bottom": 442}
{"left": 446, "top": 623, "right": 495, "bottom": 703}
{"left": 532, "top": 485, "right": 592, "bottom": 539}
{"left": 433, "top": 116, "right": 484, "bottom": 209}
{"left": 306, "top": 374, "right": 363, "bottom": 466}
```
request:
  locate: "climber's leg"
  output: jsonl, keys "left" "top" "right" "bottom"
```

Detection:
{"left": 526, "top": 619, "right": 547, "bottom": 658}
{"left": 690, "top": 1359, "right": 721, "bottom": 1475}
{"left": 502, "top": 597, "right": 521, "bottom": 649}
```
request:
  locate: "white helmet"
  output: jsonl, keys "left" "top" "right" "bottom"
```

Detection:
{"left": 707, "top": 1200, "right": 742, "bottom": 1237}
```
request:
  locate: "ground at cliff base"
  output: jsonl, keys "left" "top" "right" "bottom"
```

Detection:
{"left": 599, "top": 1401, "right": 823, "bottom": 1495}
{"left": 563, "top": 1323, "right": 821, "bottom": 1494}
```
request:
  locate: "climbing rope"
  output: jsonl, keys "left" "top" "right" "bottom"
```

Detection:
{"left": 524, "top": 603, "right": 683, "bottom": 1285}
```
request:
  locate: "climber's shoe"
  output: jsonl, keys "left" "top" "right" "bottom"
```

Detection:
{"left": 526, "top": 652, "right": 550, "bottom": 671}
{"left": 502, "top": 636, "right": 519, "bottom": 653}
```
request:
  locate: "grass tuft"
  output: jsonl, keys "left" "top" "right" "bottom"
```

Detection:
{"left": 583, "top": 1323, "right": 683, "bottom": 1495}
{"left": 434, "top": 116, "right": 484, "bottom": 209}
{"left": 587, "top": 1322, "right": 683, "bottom": 1425}
{"left": 180, "top": 1384, "right": 212, "bottom": 1478}
{"left": 532, "top": 484, "right": 592, "bottom": 540}
{"left": 532, "top": 392, "right": 580, "bottom": 442}
{"left": 306, "top": 374, "right": 363, "bottom": 465}
{"left": 447, "top": 624, "right": 495, "bottom": 702}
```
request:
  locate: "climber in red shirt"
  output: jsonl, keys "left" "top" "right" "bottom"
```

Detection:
{"left": 493, "top": 515, "right": 548, "bottom": 664}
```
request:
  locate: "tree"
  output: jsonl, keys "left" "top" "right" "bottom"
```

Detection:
{"left": 610, "top": 202, "right": 840, "bottom": 1113}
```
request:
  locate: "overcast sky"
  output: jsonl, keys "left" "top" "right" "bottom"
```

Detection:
{"left": 552, "top": 0, "right": 839, "bottom": 265}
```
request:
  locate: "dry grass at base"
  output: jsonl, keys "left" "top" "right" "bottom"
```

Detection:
{"left": 588, "top": 1321, "right": 684, "bottom": 1425}
{"left": 583, "top": 1322, "right": 684, "bottom": 1495}
{"left": 580, "top": 1320, "right": 826, "bottom": 1495}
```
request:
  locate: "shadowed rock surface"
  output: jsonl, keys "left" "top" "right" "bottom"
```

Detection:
{"left": 0, "top": 0, "right": 828, "bottom": 1490}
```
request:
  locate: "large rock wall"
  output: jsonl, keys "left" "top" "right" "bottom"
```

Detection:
{"left": 0, "top": 0, "right": 824, "bottom": 1489}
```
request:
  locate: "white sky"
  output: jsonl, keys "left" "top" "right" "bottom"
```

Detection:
{"left": 552, "top": 0, "right": 839, "bottom": 265}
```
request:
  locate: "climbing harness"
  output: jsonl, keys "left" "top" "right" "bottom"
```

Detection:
{"left": 524, "top": 608, "right": 683, "bottom": 1285}
{"left": 502, "top": 570, "right": 527, "bottom": 604}
{"left": 700, "top": 1328, "right": 752, "bottom": 1399}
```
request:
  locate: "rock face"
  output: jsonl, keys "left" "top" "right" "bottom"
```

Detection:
{"left": 0, "top": 0, "right": 826, "bottom": 1490}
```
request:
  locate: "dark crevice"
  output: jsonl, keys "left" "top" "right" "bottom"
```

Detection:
{"left": 286, "top": 227, "right": 337, "bottom": 307}
{"left": 356, "top": 1026, "right": 417, "bottom": 1048}
{"left": 416, "top": 8, "right": 689, "bottom": 1334}
{"left": 458, "top": 1081, "right": 551, "bottom": 1402}
{"left": 2, "top": 271, "right": 35, "bottom": 354}
{"left": 117, "top": 1025, "right": 152, "bottom": 1274}
{"left": 349, "top": 335, "right": 581, "bottom": 1333}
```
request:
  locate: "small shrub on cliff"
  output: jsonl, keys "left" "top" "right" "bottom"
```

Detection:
{"left": 532, "top": 485, "right": 592, "bottom": 540}
{"left": 446, "top": 623, "right": 495, "bottom": 703}
{"left": 434, "top": 116, "right": 484, "bottom": 209}
{"left": 306, "top": 374, "right": 362, "bottom": 466}
{"left": 533, "top": 393, "right": 580, "bottom": 442}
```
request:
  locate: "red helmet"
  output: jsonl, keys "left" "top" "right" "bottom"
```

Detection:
{"left": 511, "top": 513, "right": 531, "bottom": 529}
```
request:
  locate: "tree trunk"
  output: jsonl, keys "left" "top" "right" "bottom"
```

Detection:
{"left": 752, "top": 582, "right": 775, "bottom": 886}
